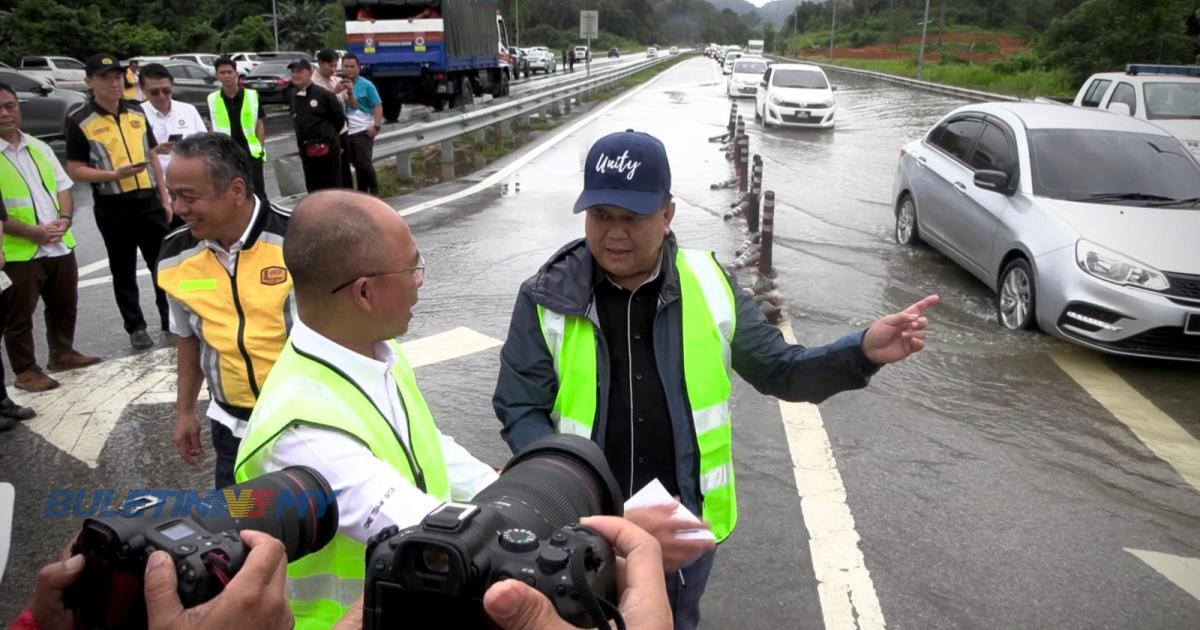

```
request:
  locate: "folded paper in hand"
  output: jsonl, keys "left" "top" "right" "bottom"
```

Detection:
{"left": 624, "top": 479, "right": 717, "bottom": 541}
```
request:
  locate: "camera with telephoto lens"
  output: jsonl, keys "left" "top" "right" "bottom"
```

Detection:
{"left": 65, "top": 466, "right": 339, "bottom": 630}
{"left": 363, "top": 434, "right": 626, "bottom": 629}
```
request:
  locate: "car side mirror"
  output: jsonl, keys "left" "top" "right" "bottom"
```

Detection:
{"left": 34, "top": 85, "right": 53, "bottom": 96}
{"left": 1107, "top": 102, "right": 1131, "bottom": 116}
{"left": 831, "top": 86, "right": 838, "bottom": 91}
{"left": 974, "top": 169, "right": 1013, "bottom": 195}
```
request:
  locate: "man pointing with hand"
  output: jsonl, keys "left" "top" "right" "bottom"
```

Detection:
{"left": 493, "top": 130, "right": 938, "bottom": 630}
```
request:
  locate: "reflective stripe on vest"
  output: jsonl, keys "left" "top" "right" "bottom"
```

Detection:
{"left": 0, "top": 138, "right": 76, "bottom": 262}
{"left": 208, "top": 89, "right": 266, "bottom": 159}
{"left": 536, "top": 248, "right": 739, "bottom": 541}
{"left": 234, "top": 340, "right": 450, "bottom": 629}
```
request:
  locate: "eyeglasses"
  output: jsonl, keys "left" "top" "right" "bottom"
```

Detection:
{"left": 146, "top": 88, "right": 172, "bottom": 97}
{"left": 329, "top": 255, "right": 425, "bottom": 294}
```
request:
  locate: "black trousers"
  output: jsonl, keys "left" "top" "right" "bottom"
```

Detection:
{"left": 300, "top": 145, "right": 342, "bottom": 192}
{"left": 93, "top": 201, "right": 170, "bottom": 334}
{"left": 0, "top": 284, "right": 11, "bottom": 401}
{"left": 210, "top": 419, "right": 241, "bottom": 489}
{"left": 344, "top": 132, "right": 378, "bottom": 194}
{"left": 250, "top": 157, "right": 269, "bottom": 207}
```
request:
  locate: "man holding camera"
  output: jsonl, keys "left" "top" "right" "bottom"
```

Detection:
{"left": 234, "top": 190, "right": 498, "bottom": 628}
{"left": 493, "top": 130, "right": 938, "bottom": 629}
{"left": 66, "top": 54, "right": 173, "bottom": 351}
{"left": 157, "top": 133, "right": 294, "bottom": 489}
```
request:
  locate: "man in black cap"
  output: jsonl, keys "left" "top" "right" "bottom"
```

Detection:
{"left": 66, "top": 54, "right": 172, "bottom": 351}
{"left": 287, "top": 58, "right": 346, "bottom": 192}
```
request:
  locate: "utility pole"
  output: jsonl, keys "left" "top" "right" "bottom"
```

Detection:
{"left": 515, "top": 0, "right": 520, "bottom": 48}
{"left": 792, "top": 0, "right": 799, "bottom": 57}
{"left": 829, "top": 0, "right": 837, "bottom": 60}
{"left": 272, "top": 0, "right": 280, "bottom": 51}
{"left": 916, "top": 0, "right": 932, "bottom": 78}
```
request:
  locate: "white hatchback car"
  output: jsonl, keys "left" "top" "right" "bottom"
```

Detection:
{"left": 727, "top": 57, "right": 769, "bottom": 98}
{"left": 755, "top": 63, "right": 837, "bottom": 128}
{"left": 721, "top": 51, "right": 742, "bottom": 75}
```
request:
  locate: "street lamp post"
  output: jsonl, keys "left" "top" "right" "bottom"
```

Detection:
{"left": 829, "top": 0, "right": 837, "bottom": 60}
{"left": 916, "top": 0, "right": 932, "bottom": 78}
{"left": 272, "top": 0, "right": 280, "bottom": 51}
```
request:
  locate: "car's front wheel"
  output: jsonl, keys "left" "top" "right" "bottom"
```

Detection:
{"left": 895, "top": 194, "right": 920, "bottom": 245}
{"left": 997, "top": 258, "right": 1038, "bottom": 331}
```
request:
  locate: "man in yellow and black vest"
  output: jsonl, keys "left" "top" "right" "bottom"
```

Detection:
{"left": 209, "top": 56, "right": 268, "bottom": 207}
{"left": 0, "top": 81, "right": 100, "bottom": 393}
{"left": 66, "top": 53, "right": 173, "bottom": 351}
{"left": 157, "top": 132, "right": 292, "bottom": 489}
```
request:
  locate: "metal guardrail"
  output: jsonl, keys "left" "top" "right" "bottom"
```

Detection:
{"left": 765, "top": 54, "right": 1019, "bottom": 103}
{"left": 270, "top": 54, "right": 676, "bottom": 164}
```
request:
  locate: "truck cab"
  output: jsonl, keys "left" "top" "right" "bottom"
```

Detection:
{"left": 1074, "top": 64, "right": 1200, "bottom": 158}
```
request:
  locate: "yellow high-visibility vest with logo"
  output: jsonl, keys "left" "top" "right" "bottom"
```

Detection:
{"left": 234, "top": 340, "right": 450, "bottom": 630}
{"left": 537, "top": 248, "right": 739, "bottom": 541}
{"left": 208, "top": 89, "right": 266, "bottom": 160}
{"left": 0, "top": 137, "right": 76, "bottom": 261}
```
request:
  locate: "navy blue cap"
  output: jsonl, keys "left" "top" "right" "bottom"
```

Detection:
{"left": 573, "top": 130, "right": 672, "bottom": 216}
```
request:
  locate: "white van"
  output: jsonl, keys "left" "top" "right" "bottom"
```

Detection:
{"left": 747, "top": 39, "right": 764, "bottom": 56}
{"left": 1074, "top": 64, "right": 1200, "bottom": 158}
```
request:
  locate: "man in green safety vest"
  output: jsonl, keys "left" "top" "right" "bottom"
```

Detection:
{"left": 209, "top": 56, "right": 269, "bottom": 206}
{"left": 493, "top": 130, "right": 939, "bottom": 630}
{"left": 234, "top": 190, "right": 499, "bottom": 630}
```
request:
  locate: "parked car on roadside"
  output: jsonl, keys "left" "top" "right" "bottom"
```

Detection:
{"left": 159, "top": 60, "right": 218, "bottom": 117}
{"left": 727, "top": 57, "right": 768, "bottom": 98}
{"left": 242, "top": 60, "right": 294, "bottom": 105}
{"left": 171, "top": 53, "right": 221, "bottom": 70}
{"left": 893, "top": 102, "right": 1200, "bottom": 361}
{"left": 509, "top": 47, "right": 530, "bottom": 78}
{"left": 18, "top": 56, "right": 86, "bottom": 88}
{"left": 1073, "top": 64, "right": 1200, "bottom": 160}
{"left": 0, "top": 69, "right": 86, "bottom": 140}
{"left": 227, "top": 52, "right": 262, "bottom": 77}
{"left": 524, "top": 47, "right": 556, "bottom": 74}
{"left": 608, "top": 47, "right": 620, "bottom": 58}
{"left": 754, "top": 63, "right": 837, "bottom": 128}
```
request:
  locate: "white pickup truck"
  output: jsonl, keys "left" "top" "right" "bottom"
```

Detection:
{"left": 18, "top": 56, "right": 86, "bottom": 89}
{"left": 1074, "top": 64, "right": 1200, "bottom": 158}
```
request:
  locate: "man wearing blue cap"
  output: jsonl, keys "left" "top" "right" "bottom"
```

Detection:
{"left": 493, "top": 130, "right": 938, "bottom": 629}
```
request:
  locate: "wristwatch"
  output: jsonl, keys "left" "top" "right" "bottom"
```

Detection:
{"left": 60, "top": 215, "right": 73, "bottom": 225}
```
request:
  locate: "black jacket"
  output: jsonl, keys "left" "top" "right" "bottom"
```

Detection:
{"left": 493, "top": 235, "right": 880, "bottom": 517}
{"left": 290, "top": 83, "right": 346, "bottom": 148}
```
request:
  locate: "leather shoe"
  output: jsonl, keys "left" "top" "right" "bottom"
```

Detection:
{"left": 130, "top": 329, "right": 154, "bottom": 351}
{"left": 15, "top": 369, "right": 59, "bottom": 392}
{"left": 0, "top": 398, "right": 35, "bottom": 421}
{"left": 47, "top": 351, "right": 102, "bottom": 372}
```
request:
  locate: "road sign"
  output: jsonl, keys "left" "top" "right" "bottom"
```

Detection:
{"left": 580, "top": 10, "right": 598, "bottom": 39}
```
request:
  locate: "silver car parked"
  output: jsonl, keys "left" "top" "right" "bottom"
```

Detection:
{"left": 893, "top": 102, "right": 1200, "bottom": 361}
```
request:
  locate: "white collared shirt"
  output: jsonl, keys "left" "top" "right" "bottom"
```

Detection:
{"left": 140, "top": 99, "right": 207, "bottom": 172}
{"left": 167, "top": 198, "right": 276, "bottom": 435}
{"left": 261, "top": 318, "right": 499, "bottom": 544}
{"left": 0, "top": 133, "right": 73, "bottom": 259}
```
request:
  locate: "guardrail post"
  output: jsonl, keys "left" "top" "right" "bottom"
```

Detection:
{"left": 747, "top": 155, "right": 763, "bottom": 233}
{"left": 441, "top": 139, "right": 455, "bottom": 166}
{"left": 395, "top": 152, "right": 413, "bottom": 180}
{"left": 563, "top": 97, "right": 573, "bottom": 115}
{"left": 760, "top": 191, "right": 775, "bottom": 278}
{"left": 499, "top": 119, "right": 513, "bottom": 143}
{"left": 474, "top": 128, "right": 487, "bottom": 144}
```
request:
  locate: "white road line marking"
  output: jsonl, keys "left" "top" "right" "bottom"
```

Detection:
{"left": 1126, "top": 549, "right": 1200, "bottom": 601}
{"left": 401, "top": 326, "right": 503, "bottom": 368}
{"left": 1050, "top": 350, "right": 1200, "bottom": 491}
{"left": 77, "top": 259, "right": 110, "bottom": 278}
{"left": 78, "top": 268, "right": 150, "bottom": 289}
{"left": 396, "top": 59, "right": 686, "bottom": 217}
{"left": 777, "top": 320, "right": 886, "bottom": 630}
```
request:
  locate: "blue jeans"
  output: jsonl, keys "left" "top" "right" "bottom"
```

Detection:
{"left": 665, "top": 549, "right": 717, "bottom": 630}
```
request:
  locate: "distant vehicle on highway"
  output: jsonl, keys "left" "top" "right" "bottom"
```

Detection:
{"left": 525, "top": 47, "right": 556, "bottom": 74}
{"left": 727, "top": 57, "right": 768, "bottom": 98}
{"left": 646, "top": 47, "right": 658, "bottom": 59}
{"left": 669, "top": 46, "right": 679, "bottom": 55}
{"left": 510, "top": 47, "right": 530, "bottom": 78}
{"left": 159, "top": 60, "right": 217, "bottom": 117}
{"left": 171, "top": 53, "right": 220, "bottom": 69}
{"left": 608, "top": 47, "right": 620, "bottom": 58}
{"left": 0, "top": 69, "right": 86, "bottom": 140}
{"left": 573, "top": 45, "right": 591, "bottom": 62}
{"left": 1073, "top": 64, "right": 1200, "bottom": 160}
{"left": 755, "top": 63, "right": 837, "bottom": 128}
{"left": 18, "top": 56, "right": 85, "bottom": 88}
{"left": 227, "top": 52, "right": 262, "bottom": 77}
{"left": 721, "top": 51, "right": 742, "bottom": 74}
{"left": 242, "top": 60, "right": 294, "bottom": 105}
{"left": 747, "top": 39, "right": 764, "bottom": 56}
{"left": 893, "top": 102, "right": 1200, "bottom": 361}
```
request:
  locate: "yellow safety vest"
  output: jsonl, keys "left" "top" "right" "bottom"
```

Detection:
{"left": 68, "top": 100, "right": 157, "bottom": 196}
{"left": 208, "top": 89, "right": 266, "bottom": 160}
{"left": 0, "top": 135, "right": 76, "bottom": 261}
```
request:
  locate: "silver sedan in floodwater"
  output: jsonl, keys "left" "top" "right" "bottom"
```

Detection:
{"left": 892, "top": 102, "right": 1200, "bottom": 361}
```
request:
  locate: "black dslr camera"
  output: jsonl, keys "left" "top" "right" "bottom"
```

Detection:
{"left": 363, "top": 435, "right": 626, "bottom": 629}
{"left": 66, "top": 466, "right": 338, "bottom": 630}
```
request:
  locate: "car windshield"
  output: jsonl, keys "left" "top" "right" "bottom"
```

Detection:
{"left": 1029, "top": 129, "right": 1200, "bottom": 207}
{"left": 772, "top": 69, "right": 828, "bottom": 89}
{"left": 54, "top": 59, "right": 85, "bottom": 70}
{"left": 1144, "top": 82, "right": 1200, "bottom": 120}
{"left": 734, "top": 60, "right": 767, "bottom": 74}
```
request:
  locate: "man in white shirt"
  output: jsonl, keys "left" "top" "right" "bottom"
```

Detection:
{"left": 0, "top": 81, "right": 99, "bottom": 394}
{"left": 234, "top": 190, "right": 497, "bottom": 626}
{"left": 138, "top": 63, "right": 208, "bottom": 177}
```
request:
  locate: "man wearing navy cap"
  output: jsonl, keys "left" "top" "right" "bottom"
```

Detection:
{"left": 494, "top": 130, "right": 938, "bottom": 629}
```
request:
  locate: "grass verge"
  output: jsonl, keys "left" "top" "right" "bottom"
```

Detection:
{"left": 790, "top": 55, "right": 1074, "bottom": 99}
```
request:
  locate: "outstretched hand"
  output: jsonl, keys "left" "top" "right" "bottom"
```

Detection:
{"left": 862, "top": 295, "right": 939, "bottom": 365}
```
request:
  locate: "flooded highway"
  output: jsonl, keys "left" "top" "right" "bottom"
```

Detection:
{"left": 1, "top": 56, "right": 1197, "bottom": 628}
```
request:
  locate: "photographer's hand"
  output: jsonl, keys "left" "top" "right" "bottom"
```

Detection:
{"left": 623, "top": 504, "right": 715, "bottom": 573}
{"left": 30, "top": 544, "right": 85, "bottom": 630}
{"left": 483, "top": 516, "right": 672, "bottom": 630}
{"left": 144, "top": 530, "right": 292, "bottom": 630}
